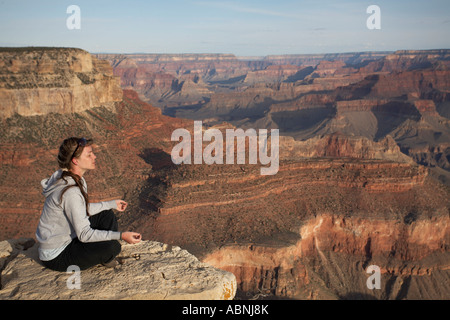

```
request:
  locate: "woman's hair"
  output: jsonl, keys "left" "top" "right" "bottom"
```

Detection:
{"left": 57, "top": 137, "right": 93, "bottom": 216}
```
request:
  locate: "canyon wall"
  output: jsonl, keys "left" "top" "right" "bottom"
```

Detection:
{"left": 0, "top": 48, "right": 122, "bottom": 118}
{"left": 96, "top": 51, "right": 390, "bottom": 110}
{"left": 203, "top": 214, "right": 449, "bottom": 299}
{"left": 127, "top": 133, "right": 447, "bottom": 299}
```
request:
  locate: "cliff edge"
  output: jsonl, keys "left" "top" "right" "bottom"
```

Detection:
{"left": 0, "top": 47, "right": 122, "bottom": 118}
{"left": 0, "top": 238, "right": 236, "bottom": 300}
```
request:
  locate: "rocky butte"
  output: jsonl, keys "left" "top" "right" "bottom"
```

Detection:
{"left": 0, "top": 47, "right": 123, "bottom": 118}
{"left": 0, "top": 47, "right": 449, "bottom": 300}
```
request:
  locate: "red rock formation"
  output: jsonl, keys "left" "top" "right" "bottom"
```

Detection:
{"left": 243, "top": 65, "right": 301, "bottom": 84}
{"left": 314, "top": 60, "right": 349, "bottom": 77}
{"left": 263, "top": 52, "right": 391, "bottom": 67}
{"left": 368, "top": 70, "right": 450, "bottom": 99}
{"left": 203, "top": 213, "right": 449, "bottom": 299}
{"left": 280, "top": 133, "right": 414, "bottom": 163}
{"left": 361, "top": 49, "right": 450, "bottom": 73}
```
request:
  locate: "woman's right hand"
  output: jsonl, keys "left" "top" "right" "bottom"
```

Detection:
{"left": 121, "top": 232, "right": 142, "bottom": 244}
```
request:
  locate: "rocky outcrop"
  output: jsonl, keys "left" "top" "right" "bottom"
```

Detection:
{"left": 203, "top": 214, "right": 449, "bottom": 299}
{"left": 0, "top": 238, "right": 236, "bottom": 300}
{"left": 243, "top": 65, "right": 301, "bottom": 84}
{"left": 280, "top": 133, "right": 414, "bottom": 163}
{"left": 367, "top": 70, "right": 450, "bottom": 99}
{"left": 192, "top": 82, "right": 298, "bottom": 120}
{"left": 361, "top": 49, "right": 450, "bottom": 73}
{"left": 0, "top": 47, "right": 122, "bottom": 118}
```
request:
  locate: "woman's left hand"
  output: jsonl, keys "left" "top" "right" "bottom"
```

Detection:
{"left": 116, "top": 200, "right": 128, "bottom": 212}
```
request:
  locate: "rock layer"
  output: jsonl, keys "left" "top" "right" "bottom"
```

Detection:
{"left": 203, "top": 213, "right": 450, "bottom": 299}
{"left": 0, "top": 47, "right": 122, "bottom": 118}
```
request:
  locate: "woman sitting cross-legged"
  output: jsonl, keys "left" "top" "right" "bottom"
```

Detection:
{"left": 36, "top": 137, "right": 142, "bottom": 272}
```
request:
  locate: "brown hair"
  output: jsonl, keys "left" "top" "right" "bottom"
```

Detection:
{"left": 57, "top": 137, "right": 93, "bottom": 216}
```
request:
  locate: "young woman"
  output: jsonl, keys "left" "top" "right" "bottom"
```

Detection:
{"left": 36, "top": 137, "right": 142, "bottom": 271}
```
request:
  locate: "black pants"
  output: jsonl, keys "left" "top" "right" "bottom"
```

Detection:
{"left": 42, "top": 209, "right": 122, "bottom": 272}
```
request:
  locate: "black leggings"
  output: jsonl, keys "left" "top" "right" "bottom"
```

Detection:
{"left": 42, "top": 209, "right": 122, "bottom": 272}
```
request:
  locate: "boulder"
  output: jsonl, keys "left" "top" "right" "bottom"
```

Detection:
{"left": 0, "top": 238, "right": 236, "bottom": 300}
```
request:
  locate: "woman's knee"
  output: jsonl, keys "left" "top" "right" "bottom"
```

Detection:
{"left": 111, "top": 240, "right": 121, "bottom": 256}
{"left": 89, "top": 209, "right": 118, "bottom": 231}
{"left": 100, "top": 240, "right": 121, "bottom": 264}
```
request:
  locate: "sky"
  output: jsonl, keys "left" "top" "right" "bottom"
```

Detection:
{"left": 0, "top": 0, "right": 449, "bottom": 56}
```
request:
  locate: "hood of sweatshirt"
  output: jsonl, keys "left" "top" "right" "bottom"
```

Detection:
{"left": 41, "top": 169, "right": 85, "bottom": 198}
{"left": 41, "top": 169, "right": 65, "bottom": 198}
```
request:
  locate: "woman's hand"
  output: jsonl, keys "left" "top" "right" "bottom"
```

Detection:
{"left": 121, "top": 232, "right": 142, "bottom": 244}
{"left": 116, "top": 200, "right": 128, "bottom": 212}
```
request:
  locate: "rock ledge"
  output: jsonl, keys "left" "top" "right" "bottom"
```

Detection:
{"left": 0, "top": 238, "right": 236, "bottom": 300}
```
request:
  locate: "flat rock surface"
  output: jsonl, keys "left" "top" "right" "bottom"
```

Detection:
{"left": 0, "top": 239, "right": 236, "bottom": 300}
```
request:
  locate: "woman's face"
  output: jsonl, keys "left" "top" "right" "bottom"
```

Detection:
{"left": 74, "top": 145, "right": 97, "bottom": 171}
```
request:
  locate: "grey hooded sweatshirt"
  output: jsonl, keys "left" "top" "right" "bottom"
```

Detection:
{"left": 36, "top": 169, "right": 121, "bottom": 260}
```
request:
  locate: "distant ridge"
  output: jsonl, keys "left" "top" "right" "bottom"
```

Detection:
{"left": 95, "top": 53, "right": 238, "bottom": 63}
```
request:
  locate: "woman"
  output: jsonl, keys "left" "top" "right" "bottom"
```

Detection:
{"left": 36, "top": 137, "right": 142, "bottom": 271}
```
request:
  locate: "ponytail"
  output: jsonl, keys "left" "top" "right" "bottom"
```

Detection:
{"left": 59, "top": 170, "right": 90, "bottom": 216}
{"left": 57, "top": 137, "right": 93, "bottom": 216}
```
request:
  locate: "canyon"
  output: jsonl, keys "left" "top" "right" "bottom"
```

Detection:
{"left": 0, "top": 47, "right": 449, "bottom": 300}
{"left": 99, "top": 49, "right": 450, "bottom": 185}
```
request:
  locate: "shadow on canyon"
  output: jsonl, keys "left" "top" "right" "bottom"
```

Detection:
{"left": 137, "top": 148, "right": 176, "bottom": 213}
